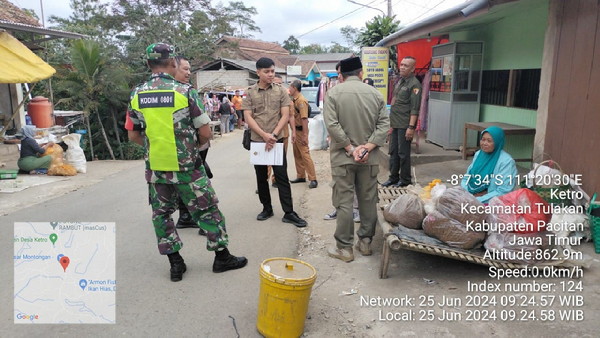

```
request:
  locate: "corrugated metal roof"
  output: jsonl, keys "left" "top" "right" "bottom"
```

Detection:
{"left": 317, "top": 61, "right": 341, "bottom": 72}
{"left": 196, "top": 58, "right": 285, "bottom": 74}
{"left": 376, "top": 0, "right": 520, "bottom": 47}
{"left": 216, "top": 36, "right": 289, "bottom": 54}
{"left": 0, "top": 20, "right": 86, "bottom": 40}
{"left": 238, "top": 49, "right": 293, "bottom": 70}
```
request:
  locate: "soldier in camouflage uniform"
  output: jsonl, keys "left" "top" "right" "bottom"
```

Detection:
{"left": 127, "top": 43, "right": 247, "bottom": 282}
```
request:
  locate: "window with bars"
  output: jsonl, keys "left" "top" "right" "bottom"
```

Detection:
{"left": 480, "top": 69, "right": 541, "bottom": 109}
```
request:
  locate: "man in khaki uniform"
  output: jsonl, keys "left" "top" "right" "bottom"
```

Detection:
{"left": 267, "top": 74, "right": 295, "bottom": 187}
{"left": 243, "top": 57, "right": 307, "bottom": 228}
{"left": 289, "top": 80, "right": 318, "bottom": 189}
{"left": 382, "top": 56, "right": 422, "bottom": 187}
{"left": 323, "top": 56, "right": 389, "bottom": 262}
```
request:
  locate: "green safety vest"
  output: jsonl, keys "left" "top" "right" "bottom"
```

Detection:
{"left": 131, "top": 89, "right": 189, "bottom": 171}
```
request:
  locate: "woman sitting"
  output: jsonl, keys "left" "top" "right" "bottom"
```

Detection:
{"left": 460, "top": 126, "right": 517, "bottom": 203}
{"left": 17, "top": 125, "right": 53, "bottom": 174}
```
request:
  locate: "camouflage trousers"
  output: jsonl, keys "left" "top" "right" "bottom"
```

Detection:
{"left": 148, "top": 180, "right": 229, "bottom": 255}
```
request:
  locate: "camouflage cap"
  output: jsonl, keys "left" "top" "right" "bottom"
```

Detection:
{"left": 146, "top": 43, "right": 175, "bottom": 60}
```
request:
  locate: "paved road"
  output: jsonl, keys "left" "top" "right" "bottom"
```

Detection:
{"left": 3, "top": 131, "right": 600, "bottom": 337}
{"left": 1, "top": 131, "right": 304, "bottom": 337}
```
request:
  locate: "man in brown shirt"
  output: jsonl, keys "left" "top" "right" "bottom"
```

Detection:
{"left": 242, "top": 57, "right": 307, "bottom": 227}
{"left": 289, "top": 80, "right": 317, "bottom": 188}
{"left": 267, "top": 74, "right": 295, "bottom": 187}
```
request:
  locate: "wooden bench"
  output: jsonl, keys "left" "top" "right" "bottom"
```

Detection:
{"left": 462, "top": 122, "right": 536, "bottom": 163}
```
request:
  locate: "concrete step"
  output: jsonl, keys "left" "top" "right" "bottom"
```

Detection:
{"left": 0, "top": 143, "right": 19, "bottom": 156}
{"left": 381, "top": 133, "right": 465, "bottom": 167}
{"left": 0, "top": 144, "right": 20, "bottom": 167}
{"left": 412, "top": 151, "right": 463, "bottom": 165}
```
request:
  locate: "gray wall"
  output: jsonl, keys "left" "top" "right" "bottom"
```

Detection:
{"left": 0, "top": 83, "right": 24, "bottom": 132}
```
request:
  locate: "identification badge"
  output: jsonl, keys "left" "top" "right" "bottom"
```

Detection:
{"left": 138, "top": 92, "right": 175, "bottom": 108}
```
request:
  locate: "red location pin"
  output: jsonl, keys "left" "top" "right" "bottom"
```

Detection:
{"left": 60, "top": 256, "right": 70, "bottom": 272}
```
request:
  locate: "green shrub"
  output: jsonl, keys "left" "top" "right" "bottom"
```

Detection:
{"left": 121, "top": 141, "right": 145, "bottom": 160}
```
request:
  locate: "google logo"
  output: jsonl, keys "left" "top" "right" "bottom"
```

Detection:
{"left": 16, "top": 313, "right": 39, "bottom": 321}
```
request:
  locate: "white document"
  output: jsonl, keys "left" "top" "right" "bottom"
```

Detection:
{"left": 250, "top": 142, "right": 284, "bottom": 166}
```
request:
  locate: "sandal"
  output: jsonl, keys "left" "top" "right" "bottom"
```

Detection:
{"left": 29, "top": 169, "right": 48, "bottom": 175}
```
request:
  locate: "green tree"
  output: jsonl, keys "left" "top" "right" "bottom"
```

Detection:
{"left": 300, "top": 43, "right": 328, "bottom": 55}
{"left": 48, "top": 0, "right": 121, "bottom": 65}
{"left": 227, "top": 1, "right": 261, "bottom": 38}
{"left": 355, "top": 15, "right": 401, "bottom": 70}
{"left": 48, "top": 0, "right": 262, "bottom": 69}
{"left": 54, "top": 40, "right": 130, "bottom": 160}
{"left": 108, "top": 0, "right": 207, "bottom": 70}
{"left": 282, "top": 35, "right": 301, "bottom": 54}
{"left": 355, "top": 15, "right": 400, "bottom": 47}
{"left": 328, "top": 42, "right": 353, "bottom": 53}
{"left": 42, "top": 0, "right": 263, "bottom": 161}
{"left": 50, "top": 0, "right": 114, "bottom": 39}
{"left": 340, "top": 25, "right": 359, "bottom": 51}
{"left": 104, "top": 0, "right": 260, "bottom": 70}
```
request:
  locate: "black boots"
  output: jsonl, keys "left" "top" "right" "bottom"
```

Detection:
{"left": 176, "top": 192, "right": 195, "bottom": 229}
{"left": 167, "top": 252, "right": 187, "bottom": 282}
{"left": 175, "top": 208, "right": 206, "bottom": 235}
{"left": 213, "top": 248, "right": 248, "bottom": 273}
{"left": 166, "top": 249, "right": 247, "bottom": 280}
{"left": 176, "top": 210, "right": 196, "bottom": 229}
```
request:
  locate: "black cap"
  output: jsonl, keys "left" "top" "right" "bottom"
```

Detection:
{"left": 340, "top": 56, "right": 362, "bottom": 72}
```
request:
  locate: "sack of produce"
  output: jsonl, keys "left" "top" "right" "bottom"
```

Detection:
{"left": 484, "top": 231, "right": 551, "bottom": 264}
{"left": 436, "top": 186, "right": 487, "bottom": 225}
{"left": 383, "top": 193, "right": 426, "bottom": 229}
{"left": 489, "top": 188, "right": 552, "bottom": 234}
{"left": 43, "top": 144, "right": 77, "bottom": 176}
{"left": 62, "top": 133, "right": 87, "bottom": 173}
{"left": 422, "top": 210, "right": 486, "bottom": 249}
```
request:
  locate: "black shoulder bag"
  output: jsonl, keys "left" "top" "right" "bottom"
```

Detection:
{"left": 242, "top": 129, "right": 251, "bottom": 150}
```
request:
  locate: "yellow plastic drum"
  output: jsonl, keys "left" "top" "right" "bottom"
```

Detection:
{"left": 257, "top": 257, "right": 317, "bottom": 338}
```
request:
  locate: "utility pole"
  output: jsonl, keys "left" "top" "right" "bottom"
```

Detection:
{"left": 39, "top": 0, "right": 45, "bottom": 27}
{"left": 387, "top": 0, "right": 393, "bottom": 17}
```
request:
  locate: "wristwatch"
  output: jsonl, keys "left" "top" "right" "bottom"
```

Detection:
{"left": 272, "top": 133, "right": 278, "bottom": 139}
{"left": 345, "top": 146, "right": 355, "bottom": 157}
{"left": 408, "top": 125, "right": 416, "bottom": 130}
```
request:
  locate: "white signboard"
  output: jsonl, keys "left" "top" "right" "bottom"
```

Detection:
{"left": 286, "top": 65, "right": 302, "bottom": 76}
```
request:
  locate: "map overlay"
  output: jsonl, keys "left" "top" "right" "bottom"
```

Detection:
{"left": 14, "top": 222, "right": 116, "bottom": 324}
